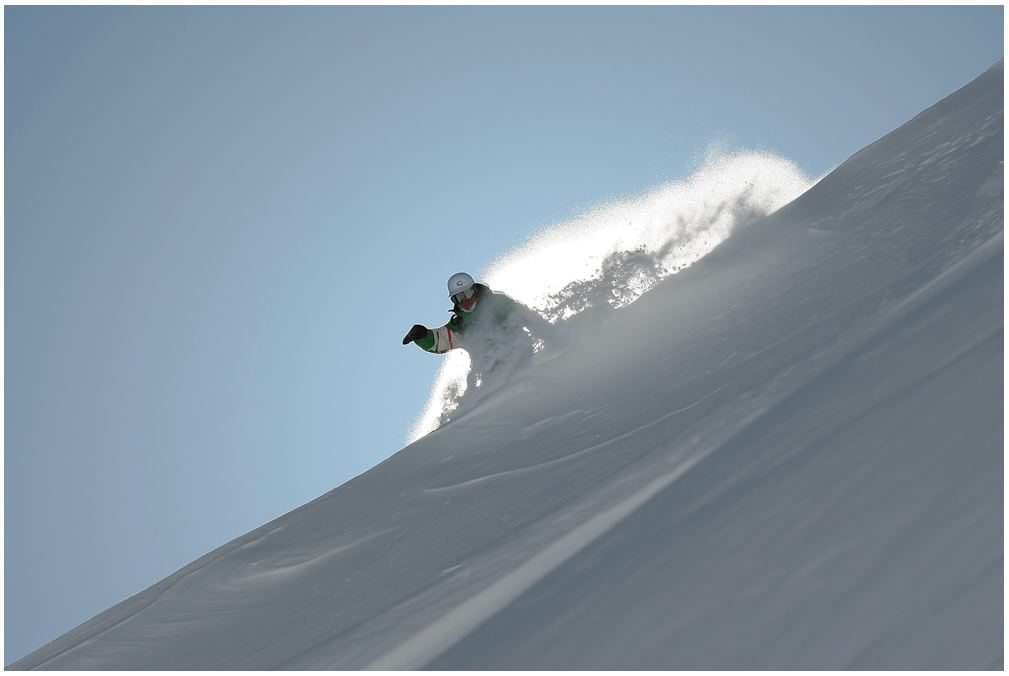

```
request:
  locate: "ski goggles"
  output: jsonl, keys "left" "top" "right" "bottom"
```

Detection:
{"left": 451, "top": 287, "right": 477, "bottom": 305}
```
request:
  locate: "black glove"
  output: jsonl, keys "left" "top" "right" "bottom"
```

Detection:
{"left": 402, "top": 324, "right": 428, "bottom": 345}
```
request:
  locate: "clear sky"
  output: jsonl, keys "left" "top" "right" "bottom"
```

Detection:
{"left": 4, "top": 5, "right": 1003, "bottom": 664}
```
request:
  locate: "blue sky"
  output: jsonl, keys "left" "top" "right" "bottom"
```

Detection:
{"left": 4, "top": 5, "right": 1003, "bottom": 664}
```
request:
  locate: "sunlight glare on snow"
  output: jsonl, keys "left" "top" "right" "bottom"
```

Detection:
{"left": 410, "top": 350, "right": 471, "bottom": 442}
{"left": 407, "top": 150, "right": 815, "bottom": 444}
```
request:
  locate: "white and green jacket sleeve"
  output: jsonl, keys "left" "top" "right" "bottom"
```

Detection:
{"left": 414, "top": 321, "right": 460, "bottom": 354}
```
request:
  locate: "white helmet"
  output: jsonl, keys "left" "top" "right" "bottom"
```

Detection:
{"left": 447, "top": 272, "right": 475, "bottom": 297}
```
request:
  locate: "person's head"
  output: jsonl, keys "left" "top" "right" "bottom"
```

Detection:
{"left": 447, "top": 272, "right": 480, "bottom": 312}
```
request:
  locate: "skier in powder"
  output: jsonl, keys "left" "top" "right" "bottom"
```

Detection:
{"left": 403, "top": 272, "right": 552, "bottom": 392}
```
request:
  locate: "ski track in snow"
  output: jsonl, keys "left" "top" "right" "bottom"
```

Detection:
{"left": 368, "top": 451, "right": 715, "bottom": 669}
{"left": 423, "top": 383, "right": 730, "bottom": 494}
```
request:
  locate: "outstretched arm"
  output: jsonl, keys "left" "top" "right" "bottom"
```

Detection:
{"left": 402, "top": 322, "right": 457, "bottom": 354}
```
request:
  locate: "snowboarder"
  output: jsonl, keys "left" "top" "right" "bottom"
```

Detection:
{"left": 403, "top": 272, "right": 551, "bottom": 391}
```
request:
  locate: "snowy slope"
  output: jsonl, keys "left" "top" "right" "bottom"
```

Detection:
{"left": 9, "top": 60, "right": 1002, "bottom": 671}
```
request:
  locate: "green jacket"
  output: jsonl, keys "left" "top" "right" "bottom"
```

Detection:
{"left": 415, "top": 284, "right": 539, "bottom": 354}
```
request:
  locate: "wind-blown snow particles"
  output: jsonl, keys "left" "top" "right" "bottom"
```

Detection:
{"left": 9, "top": 60, "right": 1002, "bottom": 670}
{"left": 410, "top": 150, "right": 817, "bottom": 441}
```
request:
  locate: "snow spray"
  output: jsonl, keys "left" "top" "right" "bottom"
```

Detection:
{"left": 409, "top": 149, "right": 816, "bottom": 443}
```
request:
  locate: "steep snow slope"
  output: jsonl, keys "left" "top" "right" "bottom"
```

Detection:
{"left": 9, "top": 60, "right": 1002, "bottom": 670}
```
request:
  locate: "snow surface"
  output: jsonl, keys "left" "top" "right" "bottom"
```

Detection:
{"left": 9, "top": 60, "right": 1003, "bottom": 671}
